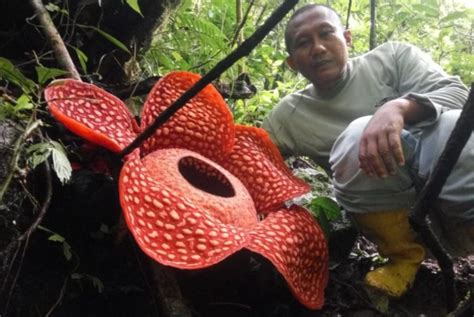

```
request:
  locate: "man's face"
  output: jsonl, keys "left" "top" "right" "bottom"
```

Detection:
{"left": 286, "top": 7, "right": 352, "bottom": 90}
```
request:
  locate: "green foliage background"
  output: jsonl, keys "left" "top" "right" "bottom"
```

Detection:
{"left": 143, "top": 0, "right": 473, "bottom": 125}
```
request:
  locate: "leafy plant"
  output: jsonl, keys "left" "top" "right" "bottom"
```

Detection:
{"left": 0, "top": 94, "right": 34, "bottom": 120}
{"left": 27, "top": 140, "right": 72, "bottom": 184}
{"left": 39, "top": 225, "right": 73, "bottom": 261}
{"left": 0, "top": 57, "right": 36, "bottom": 94}
{"left": 71, "top": 273, "right": 105, "bottom": 293}
{"left": 35, "top": 66, "right": 69, "bottom": 85}
{"left": 125, "top": 0, "right": 143, "bottom": 16}
{"left": 308, "top": 196, "right": 342, "bottom": 237}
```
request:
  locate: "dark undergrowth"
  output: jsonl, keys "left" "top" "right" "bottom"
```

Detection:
{"left": 1, "top": 167, "right": 473, "bottom": 317}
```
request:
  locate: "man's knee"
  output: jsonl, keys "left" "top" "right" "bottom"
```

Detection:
{"left": 330, "top": 116, "right": 416, "bottom": 213}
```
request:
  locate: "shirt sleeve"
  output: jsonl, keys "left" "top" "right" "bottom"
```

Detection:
{"left": 393, "top": 42, "right": 469, "bottom": 128}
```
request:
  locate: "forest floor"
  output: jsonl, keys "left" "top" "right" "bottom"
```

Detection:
{"left": 1, "top": 169, "right": 473, "bottom": 317}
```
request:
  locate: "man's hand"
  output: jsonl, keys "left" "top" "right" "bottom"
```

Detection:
{"left": 358, "top": 98, "right": 431, "bottom": 178}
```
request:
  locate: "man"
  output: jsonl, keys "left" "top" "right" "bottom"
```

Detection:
{"left": 263, "top": 3, "right": 472, "bottom": 297}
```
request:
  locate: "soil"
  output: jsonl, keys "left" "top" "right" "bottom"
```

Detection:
{"left": 1, "top": 168, "right": 473, "bottom": 317}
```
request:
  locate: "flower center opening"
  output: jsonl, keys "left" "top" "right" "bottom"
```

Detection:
{"left": 178, "top": 156, "right": 235, "bottom": 198}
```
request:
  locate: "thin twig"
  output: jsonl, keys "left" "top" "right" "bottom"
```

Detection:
{"left": 119, "top": 0, "right": 300, "bottom": 157}
{"left": 1, "top": 241, "right": 21, "bottom": 293}
{"left": 0, "top": 120, "right": 42, "bottom": 203}
{"left": 254, "top": 4, "right": 268, "bottom": 27}
{"left": 2, "top": 158, "right": 53, "bottom": 315}
{"left": 29, "top": 0, "right": 81, "bottom": 80}
{"left": 369, "top": 0, "right": 376, "bottom": 50}
{"left": 2, "top": 239, "right": 28, "bottom": 316}
{"left": 18, "top": 152, "right": 53, "bottom": 242}
{"left": 230, "top": 0, "right": 256, "bottom": 48}
{"left": 345, "top": 0, "right": 353, "bottom": 30}
{"left": 449, "top": 287, "right": 473, "bottom": 317}
{"left": 45, "top": 276, "right": 69, "bottom": 317}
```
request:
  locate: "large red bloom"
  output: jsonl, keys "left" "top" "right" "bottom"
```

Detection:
{"left": 45, "top": 71, "right": 329, "bottom": 309}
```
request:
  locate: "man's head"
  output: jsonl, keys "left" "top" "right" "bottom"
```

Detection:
{"left": 285, "top": 4, "right": 352, "bottom": 90}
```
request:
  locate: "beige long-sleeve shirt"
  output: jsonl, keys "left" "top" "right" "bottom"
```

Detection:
{"left": 263, "top": 41, "right": 468, "bottom": 174}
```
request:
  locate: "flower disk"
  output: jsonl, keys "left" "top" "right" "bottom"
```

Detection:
{"left": 119, "top": 149, "right": 257, "bottom": 268}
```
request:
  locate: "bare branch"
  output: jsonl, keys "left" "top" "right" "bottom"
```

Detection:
{"left": 345, "top": 0, "right": 353, "bottom": 30}
{"left": 29, "top": 0, "right": 81, "bottom": 80}
{"left": 369, "top": 0, "right": 377, "bottom": 50}
{"left": 230, "top": 0, "right": 255, "bottom": 48}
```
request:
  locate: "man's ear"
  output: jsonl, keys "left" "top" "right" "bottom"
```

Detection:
{"left": 343, "top": 29, "right": 353, "bottom": 47}
{"left": 286, "top": 56, "right": 297, "bottom": 71}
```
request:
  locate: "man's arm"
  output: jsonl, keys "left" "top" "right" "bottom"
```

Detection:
{"left": 359, "top": 42, "right": 469, "bottom": 178}
{"left": 397, "top": 44, "right": 467, "bottom": 122}
{"left": 359, "top": 97, "right": 431, "bottom": 177}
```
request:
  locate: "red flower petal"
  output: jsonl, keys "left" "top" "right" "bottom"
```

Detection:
{"left": 44, "top": 79, "right": 139, "bottom": 153}
{"left": 119, "top": 149, "right": 257, "bottom": 268}
{"left": 140, "top": 71, "right": 235, "bottom": 159}
{"left": 246, "top": 205, "right": 328, "bottom": 309}
{"left": 218, "top": 125, "right": 311, "bottom": 213}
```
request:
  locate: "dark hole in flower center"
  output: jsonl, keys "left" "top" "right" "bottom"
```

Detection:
{"left": 178, "top": 156, "right": 235, "bottom": 198}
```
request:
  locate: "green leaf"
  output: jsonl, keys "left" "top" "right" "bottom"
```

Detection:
{"left": 47, "top": 231, "right": 72, "bottom": 260}
{"left": 440, "top": 11, "right": 467, "bottom": 23}
{"left": 178, "top": 13, "right": 228, "bottom": 51}
{"left": 75, "top": 47, "right": 89, "bottom": 73}
{"left": 50, "top": 141, "right": 72, "bottom": 184}
{"left": 71, "top": 273, "right": 104, "bottom": 293}
{"left": 48, "top": 233, "right": 65, "bottom": 242}
{"left": 45, "top": 3, "right": 69, "bottom": 15}
{"left": 89, "top": 275, "right": 105, "bottom": 293}
{"left": 313, "top": 210, "right": 331, "bottom": 238}
{"left": 27, "top": 142, "right": 53, "bottom": 169}
{"left": 412, "top": 4, "right": 439, "bottom": 18}
{"left": 92, "top": 27, "right": 131, "bottom": 54}
{"left": 154, "top": 52, "right": 176, "bottom": 70}
{"left": 27, "top": 141, "right": 72, "bottom": 184}
{"left": 0, "top": 101, "right": 15, "bottom": 120}
{"left": 63, "top": 241, "right": 72, "bottom": 261}
{"left": 35, "top": 66, "right": 69, "bottom": 85}
{"left": 0, "top": 57, "right": 36, "bottom": 93}
{"left": 125, "top": 0, "right": 143, "bottom": 17}
{"left": 310, "top": 197, "right": 341, "bottom": 221}
{"left": 15, "top": 94, "right": 34, "bottom": 112}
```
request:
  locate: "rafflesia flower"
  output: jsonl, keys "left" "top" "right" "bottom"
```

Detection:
{"left": 44, "top": 71, "right": 329, "bottom": 309}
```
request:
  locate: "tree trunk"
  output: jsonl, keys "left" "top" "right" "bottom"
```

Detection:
{"left": 369, "top": 0, "right": 377, "bottom": 50}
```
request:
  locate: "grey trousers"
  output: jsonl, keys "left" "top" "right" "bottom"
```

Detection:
{"left": 330, "top": 110, "right": 474, "bottom": 255}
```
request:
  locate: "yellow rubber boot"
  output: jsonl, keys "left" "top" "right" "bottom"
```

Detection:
{"left": 353, "top": 209, "right": 426, "bottom": 297}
